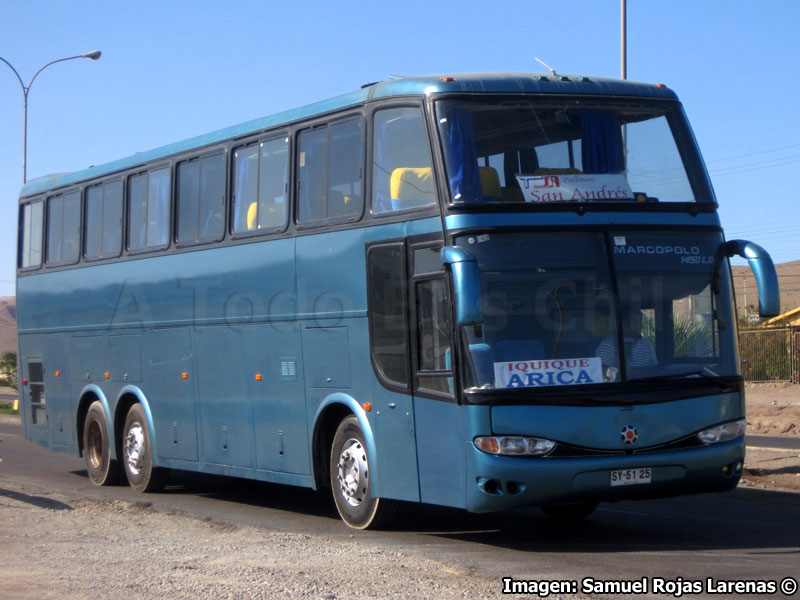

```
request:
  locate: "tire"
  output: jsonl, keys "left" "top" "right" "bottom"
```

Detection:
{"left": 83, "top": 401, "right": 120, "bottom": 486}
{"left": 541, "top": 501, "right": 598, "bottom": 521}
{"left": 122, "top": 403, "right": 166, "bottom": 493}
{"left": 330, "top": 415, "right": 397, "bottom": 529}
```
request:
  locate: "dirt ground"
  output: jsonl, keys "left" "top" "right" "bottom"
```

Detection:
{"left": 740, "top": 382, "right": 800, "bottom": 494}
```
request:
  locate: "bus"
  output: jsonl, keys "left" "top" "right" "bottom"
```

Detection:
{"left": 16, "top": 72, "right": 780, "bottom": 529}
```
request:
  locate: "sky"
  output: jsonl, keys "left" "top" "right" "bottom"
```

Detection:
{"left": 1, "top": 0, "right": 799, "bottom": 299}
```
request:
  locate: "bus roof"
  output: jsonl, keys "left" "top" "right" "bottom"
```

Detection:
{"left": 20, "top": 72, "right": 678, "bottom": 198}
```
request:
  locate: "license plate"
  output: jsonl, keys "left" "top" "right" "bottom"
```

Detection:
{"left": 610, "top": 467, "right": 652, "bottom": 487}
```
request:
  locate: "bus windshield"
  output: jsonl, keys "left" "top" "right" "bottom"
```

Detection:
{"left": 456, "top": 230, "right": 737, "bottom": 391}
{"left": 436, "top": 97, "right": 702, "bottom": 205}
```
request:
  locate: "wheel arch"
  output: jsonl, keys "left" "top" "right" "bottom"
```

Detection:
{"left": 311, "top": 393, "right": 376, "bottom": 492}
{"left": 76, "top": 385, "right": 112, "bottom": 459}
{"left": 114, "top": 386, "right": 159, "bottom": 468}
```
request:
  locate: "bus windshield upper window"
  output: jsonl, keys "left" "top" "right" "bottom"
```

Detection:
{"left": 435, "top": 98, "right": 698, "bottom": 205}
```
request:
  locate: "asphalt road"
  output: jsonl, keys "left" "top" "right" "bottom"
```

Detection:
{"left": 2, "top": 418, "right": 799, "bottom": 598}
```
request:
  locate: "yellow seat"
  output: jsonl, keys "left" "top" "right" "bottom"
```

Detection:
{"left": 246, "top": 202, "right": 257, "bottom": 230}
{"left": 478, "top": 166, "right": 501, "bottom": 198}
{"left": 390, "top": 167, "right": 434, "bottom": 200}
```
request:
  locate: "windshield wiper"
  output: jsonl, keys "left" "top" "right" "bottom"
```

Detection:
{"left": 630, "top": 370, "right": 734, "bottom": 389}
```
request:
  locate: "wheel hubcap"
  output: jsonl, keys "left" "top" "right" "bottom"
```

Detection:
{"left": 337, "top": 438, "right": 368, "bottom": 507}
{"left": 125, "top": 422, "right": 146, "bottom": 475}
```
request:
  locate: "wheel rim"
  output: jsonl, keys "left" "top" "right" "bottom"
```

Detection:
{"left": 336, "top": 437, "right": 369, "bottom": 507}
{"left": 87, "top": 420, "right": 103, "bottom": 470}
{"left": 125, "top": 421, "right": 146, "bottom": 476}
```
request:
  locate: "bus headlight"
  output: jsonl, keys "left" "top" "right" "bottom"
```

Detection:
{"left": 697, "top": 419, "right": 746, "bottom": 445}
{"left": 474, "top": 436, "right": 556, "bottom": 456}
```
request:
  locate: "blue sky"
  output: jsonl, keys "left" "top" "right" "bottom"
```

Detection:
{"left": 1, "top": 0, "right": 798, "bottom": 298}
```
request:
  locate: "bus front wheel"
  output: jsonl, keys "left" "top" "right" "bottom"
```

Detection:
{"left": 122, "top": 404, "right": 166, "bottom": 493}
{"left": 83, "top": 401, "right": 119, "bottom": 486}
{"left": 330, "top": 415, "right": 397, "bottom": 529}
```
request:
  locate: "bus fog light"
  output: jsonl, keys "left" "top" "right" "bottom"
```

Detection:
{"left": 697, "top": 419, "right": 746, "bottom": 445}
{"left": 474, "top": 436, "right": 556, "bottom": 456}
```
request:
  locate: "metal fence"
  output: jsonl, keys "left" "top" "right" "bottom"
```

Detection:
{"left": 738, "top": 327, "right": 800, "bottom": 383}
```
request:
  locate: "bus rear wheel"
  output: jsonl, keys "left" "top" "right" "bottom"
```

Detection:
{"left": 122, "top": 404, "right": 166, "bottom": 493}
{"left": 330, "top": 415, "right": 397, "bottom": 529}
{"left": 83, "top": 401, "right": 120, "bottom": 486}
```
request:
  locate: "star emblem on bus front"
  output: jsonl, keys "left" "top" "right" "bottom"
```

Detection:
{"left": 621, "top": 425, "right": 639, "bottom": 445}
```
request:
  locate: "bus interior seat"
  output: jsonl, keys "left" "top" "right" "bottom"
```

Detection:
{"left": 445, "top": 343, "right": 496, "bottom": 387}
{"left": 495, "top": 339, "right": 545, "bottom": 362}
{"left": 478, "top": 166, "right": 502, "bottom": 199}
{"left": 390, "top": 167, "right": 435, "bottom": 210}
{"left": 328, "top": 189, "right": 347, "bottom": 218}
{"left": 502, "top": 148, "right": 539, "bottom": 202}
{"left": 467, "top": 343, "right": 495, "bottom": 384}
{"left": 246, "top": 202, "right": 258, "bottom": 230}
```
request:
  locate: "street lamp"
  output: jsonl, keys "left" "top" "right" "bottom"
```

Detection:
{"left": 0, "top": 50, "right": 102, "bottom": 184}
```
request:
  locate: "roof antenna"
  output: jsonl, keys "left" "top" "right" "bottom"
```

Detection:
{"left": 535, "top": 57, "right": 557, "bottom": 77}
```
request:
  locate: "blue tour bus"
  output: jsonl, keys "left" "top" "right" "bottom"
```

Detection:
{"left": 16, "top": 73, "right": 779, "bottom": 528}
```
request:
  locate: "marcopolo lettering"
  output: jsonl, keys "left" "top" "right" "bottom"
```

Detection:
{"left": 614, "top": 245, "right": 701, "bottom": 256}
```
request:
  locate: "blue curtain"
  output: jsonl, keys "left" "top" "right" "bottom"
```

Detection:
{"left": 445, "top": 108, "right": 483, "bottom": 202}
{"left": 581, "top": 110, "right": 623, "bottom": 174}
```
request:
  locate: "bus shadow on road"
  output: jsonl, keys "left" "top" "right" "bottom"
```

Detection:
{"left": 0, "top": 487, "right": 73, "bottom": 511}
{"left": 397, "top": 491, "right": 800, "bottom": 553}
{"left": 67, "top": 464, "right": 800, "bottom": 552}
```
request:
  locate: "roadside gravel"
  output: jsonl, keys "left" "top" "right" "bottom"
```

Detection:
{"left": 1, "top": 486, "right": 516, "bottom": 600}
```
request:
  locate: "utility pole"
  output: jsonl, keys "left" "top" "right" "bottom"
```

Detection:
{"left": 621, "top": 0, "right": 627, "bottom": 80}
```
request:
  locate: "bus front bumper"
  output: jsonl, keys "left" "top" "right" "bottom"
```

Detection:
{"left": 464, "top": 438, "right": 744, "bottom": 513}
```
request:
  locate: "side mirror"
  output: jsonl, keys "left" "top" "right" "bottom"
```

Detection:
{"left": 441, "top": 246, "right": 483, "bottom": 326}
{"left": 725, "top": 240, "right": 780, "bottom": 318}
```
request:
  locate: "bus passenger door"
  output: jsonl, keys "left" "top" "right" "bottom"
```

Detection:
{"left": 408, "top": 242, "right": 465, "bottom": 509}
{"left": 366, "top": 243, "right": 419, "bottom": 502}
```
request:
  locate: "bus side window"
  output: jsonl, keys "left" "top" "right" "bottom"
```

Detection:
{"left": 177, "top": 152, "right": 225, "bottom": 244}
{"left": 46, "top": 191, "right": 80, "bottom": 265}
{"left": 298, "top": 119, "right": 363, "bottom": 226}
{"left": 232, "top": 139, "right": 288, "bottom": 235}
{"left": 373, "top": 107, "right": 437, "bottom": 214}
{"left": 128, "top": 167, "right": 170, "bottom": 252}
{"left": 415, "top": 277, "right": 454, "bottom": 395}
{"left": 85, "top": 180, "right": 122, "bottom": 260}
{"left": 19, "top": 200, "right": 44, "bottom": 269}
{"left": 367, "top": 244, "right": 409, "bottom": 388}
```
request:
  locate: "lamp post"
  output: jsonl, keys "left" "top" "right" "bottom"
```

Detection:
{"left": 0, "top": 50, "right": 101, "bottom": 184}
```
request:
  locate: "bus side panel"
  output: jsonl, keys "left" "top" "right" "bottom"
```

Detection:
{"left": 17, "top": 333, "right": 47, "bottom": 448}
{"left": 249, "top": 321, "right": 308, "bottom": 475}
{"left": 195, "top": 325, "right": 256, "bottom": 468}
{"left": 146, "top": 327, "right": 197, "bottom": 461}
{"left": 43, "top": 333, "right": 74, "bottom": 447}
{"left": 413, "top": 398, "right": 466, "bottom": 508}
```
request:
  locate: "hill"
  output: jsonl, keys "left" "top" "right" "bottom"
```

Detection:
{"left": 0, "top": 297, "right": 16, "bottom": 354}
{"left": 731, "top": 259, "right": 800, "bottom": 322}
